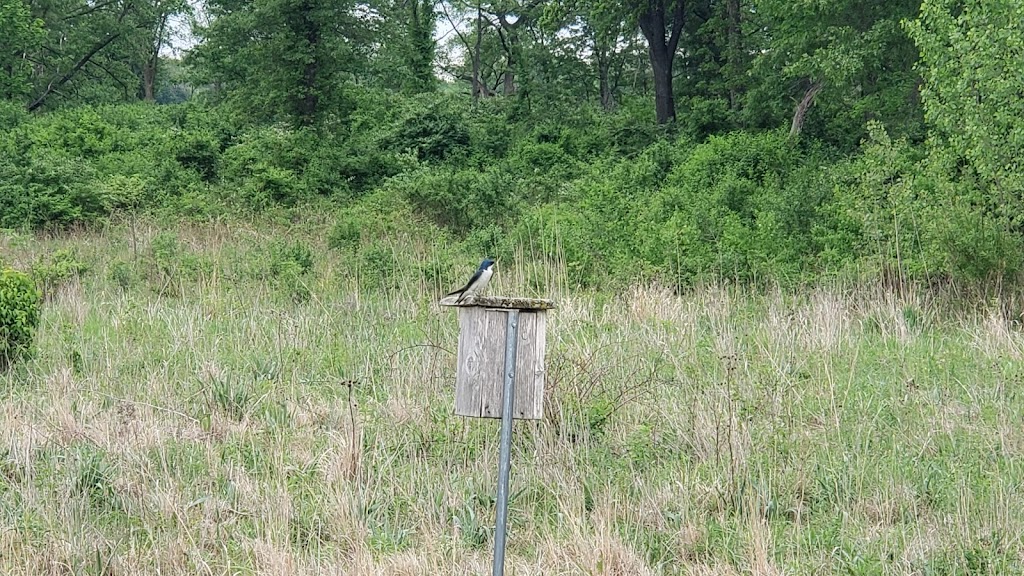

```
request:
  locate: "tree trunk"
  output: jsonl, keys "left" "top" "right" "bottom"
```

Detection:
{"left": 496, "top": 12, "right": 517, "bottom": 96}
{"left": 597, "top": 45, "right": 615, "bottom": 110}
{"left": 638, "top": 0, "right": 686, "bottom": 124}
{"left": 503, "top": 69, "right": 514, "bottom": 95}
{"left": 296, "top": 0, "right": 320, "bottom": 125}
{"left": 725, "top": 0, "right": 742, "bottom": 110}
{"left": 142, "top": 11, "right": 168, "bottom": 102}
{"left": 472, "top": 2, "right": 484, "bottom": 101}
{"left": 648, "top": 40, "right": 674, "bottom": 123}
{"left": 790, "top": 80, "right": 823, "bottom": 137}
{"left": 142, "top": 63, "right": 156, "bottom": 101}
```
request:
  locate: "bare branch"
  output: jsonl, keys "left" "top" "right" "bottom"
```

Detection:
{"left": 28, "top": 33, "right": 121, "bottom": 111}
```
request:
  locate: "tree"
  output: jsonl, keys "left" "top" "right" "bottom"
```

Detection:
{"left": 190, "top": 0, "right": 373, "bottom": 125}
{"left": 908, "top": 0, "right": 1024, "bottom": 228}
{"left": 7, "top": 0, "right": 186, "bottom": 110}
{"left": 401, "top": 0, "right": 438, "bottom": 92}
{"left": 0, "top": 0, "right": 44, "bottom": 101}
{"left": 746, "top": 0, "right": 922, "bottom": 147}
{"left": 25, "top": 0, "right": 137, "bottom": 110}
{"left": 131, "top": 0, "right": 191, "bottom": 101}
{"left": 634, "top": 0, "right": 686, "bottom": 124}
{"left": 542, "top": 0, "right": 637, "bottom": 110}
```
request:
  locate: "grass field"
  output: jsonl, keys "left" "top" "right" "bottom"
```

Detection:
{"left": 2, "top": 218, "right": 1024, "bottom": 575}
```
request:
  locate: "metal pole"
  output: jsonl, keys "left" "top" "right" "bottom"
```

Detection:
{"left": 493, "top": 309, "right": 519, "bottom": 576}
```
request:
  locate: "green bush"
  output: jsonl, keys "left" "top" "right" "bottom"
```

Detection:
{"left": 0, "top": 101, "right": 28, "bottom": 132}
{"left": 643, "top": 130, "right": 821, "bottom": 283}
{"left": 390, "top": 95, "right": 470, "bottom": 163}
{"left": 386, "top": 166, "right": 516, "bottom": 233}
{"left": 31, "top": 249, "right": 90, "bottom": 299}
{"left": 171, "top": 131, "right": 221, "bottom": 182}
{"left": 144, "top": 232, "right": 213, "bottom": 294}
{"left": 219, "top": 126, "right": 311, "bottom": 210}
{"left": 0, "top": 267, "right": 43, "bottom": 370}
{"left": 816, "top": 122, "right": 1022, "bottom": 283}
{"left": 268, "top": 240, "right": 314, "bottom": 277}
{"left": 0, "top": 147, "right": 104, "bottom": 230}
{"left": 328, "top": 213, "right": 363, "bottom": 251}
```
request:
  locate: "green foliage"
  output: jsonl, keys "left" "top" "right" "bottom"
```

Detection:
{"left": 390, "top": 96, "right": 470, "bottom": 162}
{"left": 645, "top": 130, "right": 820, "bottom": 283}
{"left": 384, "top": 166, "right": 516, "bottom": 234}
{"left": 108, "top": 260, "right": 139, "bottom": 292}
{"left": 0, "top": 104, "right": 235, "bottom": 230}
{"left": 171, "top": 131, "right": 221, "bottom": 183}
{"left": 0, "top": 267, "right": 42, "bottom": 370}
{"left": 189, "top": 0, "right": 369, "bottom": 126}
{"left": 73, "top": 445, "right": 119, "bottom": 509}
{"left": 143, "top": 231, "right": 214, "bottom": 295}
{"left": 743, "top": 0, "right": 924, "bottom": 148}
{"left": 268, "top": 240, "right": 314, "bottom": 277}
{"left": 0, "top": 0, "right": 44, "bottom": 100}
{"left": 31, "top": 249, "right": 90, "bottom": 299}
{"left": 0, "top": 147, "right": 103, "bottom": 230}
{"left": 817, "top": 122, "right": 1022, "bottom": 282}
{"left": 207, "top": 373, "right": 257, "bottom": 421}
{"left": 219, "top": 127, "right": 311, "bottom": 210}
{"left": 908, "top": 0, "right": 1024, "bottom": 229}
{"left": 267, "top": 239, "right": 315, "bottom": 302}
{"left": 327, "top": 214, "right": 362, "bottom": 252}
{"left": 0, "top": 101, "right": 29, "bottom": 131}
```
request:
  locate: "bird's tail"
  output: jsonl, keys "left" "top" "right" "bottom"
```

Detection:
{"left": 439, "top": 293, "right": 461, "bottom": 306}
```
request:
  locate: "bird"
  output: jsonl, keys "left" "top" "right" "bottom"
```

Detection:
{"left": 443, "top": 258, "right": 495, "bottom": 304}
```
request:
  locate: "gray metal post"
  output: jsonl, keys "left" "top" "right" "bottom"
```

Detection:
{"left": 493, "top": 309, "right": 519, "bottom": 576}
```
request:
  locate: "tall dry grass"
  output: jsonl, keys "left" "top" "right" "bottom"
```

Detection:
{"left": 2, "top": 220, "right": 1023, "bottom": 574}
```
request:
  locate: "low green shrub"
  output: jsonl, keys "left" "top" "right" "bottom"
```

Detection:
{"left": 31, "top": 249, "right": 90, "bottom": 299}
{"left": 389, "top": 95, "right": 470, "bottom": 163}
{"left": 0, "top": 267, "right": 43, "bottom": 370}
{"left": 268, "top": 240, "right": 314, "bottom": 277}
{"left": 219, "top": 126, "right": 310, "bottom": 210}
{"left": 644, "top": 130, "right": 820, "bottom": 283}
{"left": 0, "top": 148, "right": 103, "bottom": 230}
{"left": 385, "top": 166, "right": 518, "bottom": 234}
{"left": 267, "top": 239, "right": 315, "bottom": 302}
{"left": 816, "top": 122, "right": 1023, "bottom": 283}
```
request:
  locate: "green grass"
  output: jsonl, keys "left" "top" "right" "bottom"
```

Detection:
{"left": 2, "top": 217, "right": 1024, "bottom": 574}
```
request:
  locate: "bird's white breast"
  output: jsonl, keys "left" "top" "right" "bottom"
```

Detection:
{"left": 466, "top": 267, "right": 493, "bottom": 296}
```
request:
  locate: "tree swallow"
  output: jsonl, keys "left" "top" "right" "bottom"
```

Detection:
{"left": 444, "top": 258, "right": 495, "bottom": 304}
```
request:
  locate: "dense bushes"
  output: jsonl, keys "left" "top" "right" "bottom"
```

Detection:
{"left": 818, "top": 123, "right": 1022, "bottom": 282}
{"left": 1, "top": 94, "right": 1022, "bottom": 289}
{"left": 0, "top": 266, "right": 42, "bottom": 370}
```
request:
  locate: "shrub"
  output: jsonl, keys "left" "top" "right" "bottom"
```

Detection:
{"left": 31, "top": 249, "right": 90, "bottom": 299}
{"left": 219, "top": 127, "right": 310, "bottom": 210}
{"left": 108, "top": 260, "right": 139, "bottom": 292}
{"left": 390, "top": 95, "right": 470, "bottom": 163}
{"left": 268, "top": 240, "right": 314, "bottom": 277}
{"left": 0, "top": 148, "right": 103, "bottom": 230}
{"left": 328, "top": 213, "right": 363, "bottom": 251}
{"left": 386, "top": 166, "right": 517, "bottom": 233}
{"left": 643, "top": 130, "right": 821, "bottom": 283}
{"left": 146, "top": 232, "right": 215, "bottom": 294}
{"left": 0, "top": 267, "right": 43, "bottom": 370}
{"left": 816, "top": 122, "right": 1023, "bottom": 283}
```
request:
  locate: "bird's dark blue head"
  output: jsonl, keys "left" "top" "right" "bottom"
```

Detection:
{"left": 479, "top": 258, "right": 495, "bottom": 271}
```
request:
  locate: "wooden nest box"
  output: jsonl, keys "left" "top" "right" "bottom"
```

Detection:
{"left": 442, "top": 295, "right": 554, "bottom": 420}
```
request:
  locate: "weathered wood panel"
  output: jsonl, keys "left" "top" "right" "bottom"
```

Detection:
{"left": 513, "top": 311, "right": 545, "bottom": 419}
{"left": 454, "top": 307, "right": 546, "bottom": 420}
